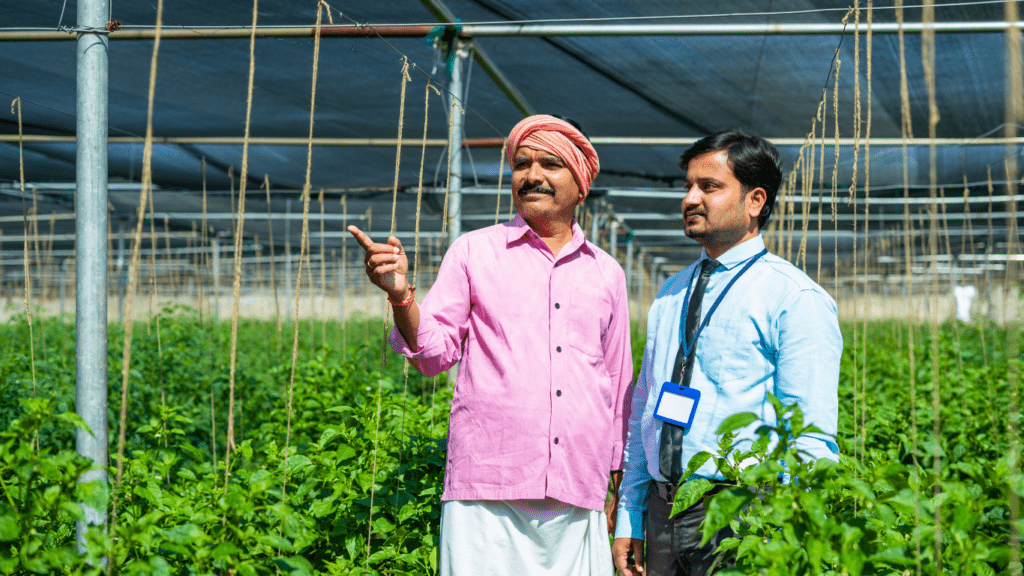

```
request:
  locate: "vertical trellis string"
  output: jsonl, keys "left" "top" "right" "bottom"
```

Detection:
{"left": 11, "top": 99, "right": 37, "bottom": 406}
{"left": 264, "top": 175, "right": 282, "bottom": 348}
{"left": 896, "top": 2, "right": 923, "bottom": 572}
{"left": 283, "top": 0, "right": 327, "bottom": 505}
{"left": 1004, "top": 2, "right": 1023, "bottom": 572}
{"left": 922, "top": 3, "right": 944, "bottom": 565}
{"left": 367, "top": 55, "right": 412, "bottom": 569}
{"left": 848, "top": 1, "right": 862, "bottom": 473}
{"left": 861, "top": 0, "right": 873, "bottom": 464}
{"left": 113, "top": 0, "right": 163, "bottom": 527}
{"left": 224, "top": 0, "right": 259, "bottom": 489}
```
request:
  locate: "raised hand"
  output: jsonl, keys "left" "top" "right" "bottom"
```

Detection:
{"left": 347, "top": 225, "right": 410, "bottom": 302}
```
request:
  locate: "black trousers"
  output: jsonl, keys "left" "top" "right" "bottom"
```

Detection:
{"left": 645, "top": 482, "right": 736, "bottom": 576}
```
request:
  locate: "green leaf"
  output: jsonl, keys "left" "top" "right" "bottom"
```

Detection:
{"left": 0, "top": 515, "right": 19, "bottom": 541}
{"left": 716, "top": 412, "right": 760, "bottom": 435}
{"left": 671, "top": 478, "right": 713, "bottom": 518}
{"left": 701, "top": 487, "right": 754, "bottom": 546}
{"left": 681, "top": 452, "right": 713, "bottom": 481}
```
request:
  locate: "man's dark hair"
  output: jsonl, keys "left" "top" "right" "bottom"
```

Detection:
{"left": 679, "top": 129, "right": 782, "bottom": 228}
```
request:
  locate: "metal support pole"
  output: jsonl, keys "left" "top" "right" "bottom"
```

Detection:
{"left": 609, "top": 220, "right": 619, "bottom": 260}
{"left": 212, "top": 236, "right": 220, "bottom": 320}
{"left": 447, "top": 42, "right": 469, "bottom": 242}
{"left": 625, "top": 237, "right": 634, "bottom": 292}
{"left": 445, "top": 42, "right": 469, "bottom": 388}
{"left": 74, "top": 0, "right": 109, "bottom": 551}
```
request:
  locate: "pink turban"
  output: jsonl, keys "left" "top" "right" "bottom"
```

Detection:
{"left": 506, "top": 115, "right": 600, "bottom": 199}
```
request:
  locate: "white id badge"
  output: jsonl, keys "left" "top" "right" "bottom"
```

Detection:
{"left": 653, "top": 383, "right": 701, "bottom": 428}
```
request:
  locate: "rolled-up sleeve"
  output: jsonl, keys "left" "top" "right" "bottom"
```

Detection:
{"left": 388, "top": 239, "right": 471, "bottom": 377}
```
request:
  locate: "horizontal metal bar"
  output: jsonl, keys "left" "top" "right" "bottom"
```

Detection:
{"left": 0, "top": 232, "right": 197, "bottom": 243}
{"left": 1, "top": 21, "right": 1020, "bottom": 42}
{"left": 3, "top": 134, "right": 1023, "bottom": 147}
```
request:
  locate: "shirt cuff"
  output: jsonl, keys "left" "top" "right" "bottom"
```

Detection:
{"left": 613, "top": 507, "right": 644, "bottom": 540}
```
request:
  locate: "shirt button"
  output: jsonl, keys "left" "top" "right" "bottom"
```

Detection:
{"left": 556, "top": 346, "right": 562, "bottom": 352}
{"left": 554, "top": 438, "right": 559, "bottom": 444}
{"left": 556, "top": 390, "right": 562, "bottom": 397}
{"left": 555, "top": 303, "right": 560, "bottom": 309}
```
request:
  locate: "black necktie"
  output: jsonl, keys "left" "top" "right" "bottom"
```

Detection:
{"left": 659, "top": 258, "right": 720, "bottom": 484}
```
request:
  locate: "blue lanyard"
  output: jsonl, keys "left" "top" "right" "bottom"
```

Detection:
{"left": 678, "top": 248, "right": 768, "bottom": 361}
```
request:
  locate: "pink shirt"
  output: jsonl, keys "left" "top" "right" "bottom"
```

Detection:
{"left": 389, "top": 215, "right": 633, "bottom": 511}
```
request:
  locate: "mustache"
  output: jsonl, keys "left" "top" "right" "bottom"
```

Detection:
{"left": 684, "top": 208, "right": 706, "bottom": 218}
{"left": 518, "top": 182, "right": 556, "bottom": 196}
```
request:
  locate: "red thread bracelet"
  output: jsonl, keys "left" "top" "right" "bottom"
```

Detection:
{"left": 388, "top": 287, "right": 416, "bottom": 307}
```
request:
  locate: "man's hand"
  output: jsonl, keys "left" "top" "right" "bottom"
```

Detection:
{"left": 348, "top": 225, "right": 410, "bottom": 301}
{"left": 612, "top": 538, "right": 645, "bottom": 576}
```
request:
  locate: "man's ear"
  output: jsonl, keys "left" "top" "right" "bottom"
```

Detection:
{"left": 746, "top": 187, "right": 767, "bottom": 219}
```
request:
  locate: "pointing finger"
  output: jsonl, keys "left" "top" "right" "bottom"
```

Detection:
{"left": 347, "top": 225, "right": 375, "bottom": 250}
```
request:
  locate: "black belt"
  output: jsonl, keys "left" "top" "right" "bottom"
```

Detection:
{"left": 655, "top": 479, "right": 733, "bottom": 503}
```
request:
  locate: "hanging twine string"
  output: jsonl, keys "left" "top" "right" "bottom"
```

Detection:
{"left": 224, "top": 0, "right": 259, "bottom": 491}
{"left": 861, "top": 0, "right": 873, "bottom": 464}
{"left": 390, "top": 58, "right": 412, "bottom": 236}
{"left": 147, "top": 176, "right": 157, "bottom": 331}
{"left": 367, "top": 53, "right": 414, "bottom": 570}
{"left": 319, "top": 189, "right": 328, "bottom": 352}
{"left": 1003, "top": 2, "right": 1023, "bottom": 571}
{"left": 441, "top": 100, "right": 465, "bottom": 249}
{"left": 830, "top": 41, "right": 842, "bottom": 295}
{"left": 494, "top": 139, "right": 508, "bottom": 225}
{"left": 961, "top": 175, "right": 997, "bottom": 426}
{"left": 263, "top": 175, "right": 282, "bottom": 345}
{"left": 113, "top": 0, "right": 163, "bottom": 529}
{"left": 896, "top": 2, "right": 923, "bottom": 572}
{"left": 11, "top": 98, "right": 37, "bottom": 404}
{"left": 199, "top": 158, "right": 208, "bottom": 327}
{"left": 30, "top": 193, "right": 46, "bottom": 357}
{"left": 394, "top": 80, "right": 441, "bottom": 531}
{"left": 817, "top": 90, "right": 827, "bottom": 283}
{"left": 921, "top": 3, "right": 945, "bottom": 565}
{"left": 416, "top": 82, "right": 442, "bottom": 294}
{"left": 340, "top": 194, "right": 348, "bottom": 358}
{"left": 848, "top": 2, "right": 862, "bottom": 473}
{"left": 283, "top": 0, "right": 327, "bottom": 504}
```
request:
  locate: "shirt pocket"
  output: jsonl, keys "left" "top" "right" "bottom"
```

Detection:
{"left": 567, "top": 283, "right": 613, "bottom": 359}
{"left": 695, "top": 318, "right": 760, "bottom": 385}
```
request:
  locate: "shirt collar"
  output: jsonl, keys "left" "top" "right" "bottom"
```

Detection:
{"left": 699, "top": 234, "right": 765, "bottom": 271}
{"left": 506, "top": 213, "right": 587, "bottom": 257}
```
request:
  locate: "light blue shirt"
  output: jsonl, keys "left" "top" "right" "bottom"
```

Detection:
{"left": 615, "top": 235, "right": 842, "bottom": 540}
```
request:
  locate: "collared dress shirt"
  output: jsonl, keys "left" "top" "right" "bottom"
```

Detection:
{"left": 389, "top": 214, "right": 633, "bottom": 511}
{"left": 615, "top": 235, "right": 842, "bottom": 540}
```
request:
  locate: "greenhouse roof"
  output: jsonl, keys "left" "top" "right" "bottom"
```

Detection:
{"left": 1, "top": 0, "right": 1021, "bottom": 276}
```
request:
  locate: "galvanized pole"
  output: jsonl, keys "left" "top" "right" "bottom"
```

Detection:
{"left": 447, "top": 42, "right": 469, "bottom": 242}
{"left": 625, "top": 236, "right": 634, "bottom": 292}
{"left": 445, "top": 42, "right": 469, "bottom": 387}
{"left": 75, "top": 0, "right": 109, "bottom": 549}
{"left": 609, "top": 220, "right": 619, "bottom": 260}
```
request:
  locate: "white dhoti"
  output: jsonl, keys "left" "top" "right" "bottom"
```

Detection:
{"left": 439, "top": 499, "right": 612, "bottom": 576}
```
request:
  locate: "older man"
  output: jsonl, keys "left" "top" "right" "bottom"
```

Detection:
{"left": 349, "top": 114, "right": 632, "bottom": 575}
{"left": 613, "top": 130, "right": 842, "bottom": 576}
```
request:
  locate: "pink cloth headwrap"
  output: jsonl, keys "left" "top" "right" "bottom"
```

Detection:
{"left": 506, "top": 115, "right": 600, "bottom": 198}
